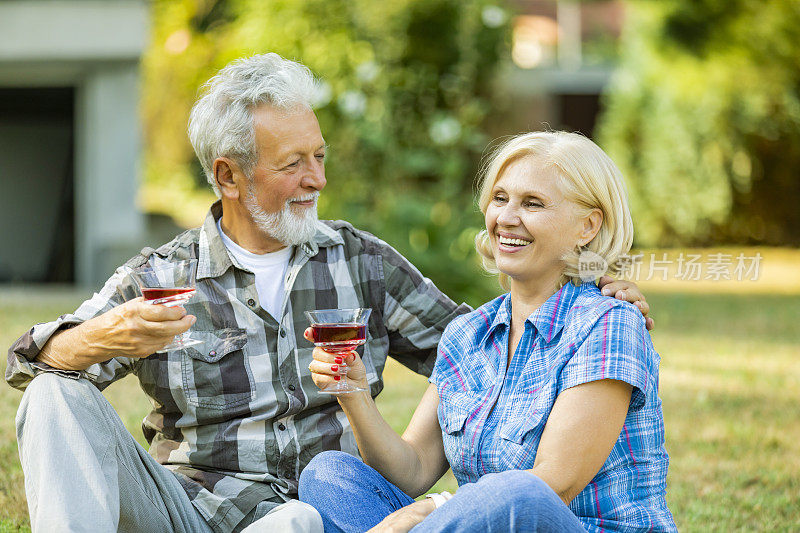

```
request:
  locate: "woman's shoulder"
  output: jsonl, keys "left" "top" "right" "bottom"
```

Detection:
{"left": 567, "top": 283, "right": 648, "bottom": 336}
{"left": 560, "top": 284, "right": 656, "bottom": 403}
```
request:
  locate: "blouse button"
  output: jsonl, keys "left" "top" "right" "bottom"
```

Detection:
{"left": 209, "top": 350, "right": 217, "bottom": 357}
{"left": 277, "top": 423, "right": 286, "bottom": 431}
{"left": 247, "top": 298, "right": 256, "bottom": 307}
{"left": 287, "top": 384, "right": 296, "bottom": 392}
{"left": 279, "top": 329, "right": 287, "bottom": 338}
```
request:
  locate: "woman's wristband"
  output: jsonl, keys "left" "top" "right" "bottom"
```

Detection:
{"left": 425, "top": 491, "right": 453, "bottom": 509}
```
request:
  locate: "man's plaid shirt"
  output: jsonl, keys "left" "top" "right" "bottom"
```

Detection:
{"left": 7, "top": 201, "right": 469, "bottom": 532}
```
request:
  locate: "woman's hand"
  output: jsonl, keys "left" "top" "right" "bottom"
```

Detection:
{"left": 597, "top": 276, "right": 654, "bottom": 330}
{"left": 366, "top": 499, "right": 437, "bottom": 533}
{"left": 303, "top": 327, "right": 370, "bottom": 393}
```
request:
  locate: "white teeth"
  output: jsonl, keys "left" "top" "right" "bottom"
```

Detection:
{"left": 498, "top": 237, "right": 532, "bottom": 246}
{"left": 290, "top": 193, "right": 319, "bottom": 203}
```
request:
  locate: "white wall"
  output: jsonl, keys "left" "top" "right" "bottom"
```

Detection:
{"left": 0, "top": 1, "right": 147, "bottom": 63}
{"left": 0, "top": 0, "right": 149, "bottom": 286}
{"left": 75, "top": 64, "right": 145, "bottom": 284}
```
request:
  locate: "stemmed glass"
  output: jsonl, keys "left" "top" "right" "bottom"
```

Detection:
{"left": 305, "top": 308, "right": 371, "bottom": 394}
{"left": 130, "top": 259, "right": 203, "bottom": 350}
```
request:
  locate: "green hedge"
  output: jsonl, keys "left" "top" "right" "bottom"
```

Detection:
{"left": 142, "top": 0, "right": 511, "bottom": 306}
{"left": 597, "top": 0, "right": 800, "bottom": 247}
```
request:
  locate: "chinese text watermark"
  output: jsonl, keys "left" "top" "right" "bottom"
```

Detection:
{"left": 578, "top": 251, "right": 764, "bottom": 282}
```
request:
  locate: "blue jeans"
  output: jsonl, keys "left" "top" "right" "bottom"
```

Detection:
{"left": 299, "top": 450, "right": 585, "bottom": 533}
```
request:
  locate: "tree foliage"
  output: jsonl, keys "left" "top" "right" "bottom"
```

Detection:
{"left": 597, "top": 0, "right": 800, "bottom": 246}
{"left": 142, "top": 0, "right": 511, "bottom": 306}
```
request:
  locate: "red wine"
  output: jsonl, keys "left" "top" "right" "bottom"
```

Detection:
{"left": 142, "top": 287, "right": 195, "bottom": 300}
{"left": 142, "top": 287, "right": 195, "bottom": 307}
{"left": 311, "top": 324, "right": 367, "bottom": 352}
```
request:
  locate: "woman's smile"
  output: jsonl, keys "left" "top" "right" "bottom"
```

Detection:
{"left": 497, "top": 232, "right": 533, "bottom": 253}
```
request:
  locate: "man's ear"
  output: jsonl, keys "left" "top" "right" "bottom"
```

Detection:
{"left": 578, "top": 208, "right": 603, "bottom": 246}
{"left": 213, "top": 157, "right": 245, "bottom": 200}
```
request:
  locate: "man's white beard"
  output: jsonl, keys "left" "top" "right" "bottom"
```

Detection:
{"left": 244, "top": 188, "right": 319, "bottom": 246}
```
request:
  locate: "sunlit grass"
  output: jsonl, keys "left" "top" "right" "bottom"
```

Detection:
{"left": 1, "top": 247, "right": 798, "bottom": 531}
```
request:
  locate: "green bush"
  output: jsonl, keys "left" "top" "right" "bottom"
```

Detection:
{"left": 142, "top": 0, "right": 511, "bottom": 306}
{"left": 597, "top": 0, "right": 800, "bottom": 247}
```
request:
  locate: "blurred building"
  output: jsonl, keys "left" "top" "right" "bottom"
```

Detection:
{"left": 0, "top": 0, "right": 148, "bottom": 286}
{"left": 495, "top": 0, "right": 624, "bottom": 138}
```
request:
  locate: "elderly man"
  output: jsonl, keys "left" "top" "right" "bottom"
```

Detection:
{"left": 6, "top": 53, "right": 650, "bottom": 533}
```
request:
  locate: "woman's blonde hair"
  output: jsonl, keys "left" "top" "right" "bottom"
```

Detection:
{"left": 475, "top": 131, "right": 634, "bottom": 290}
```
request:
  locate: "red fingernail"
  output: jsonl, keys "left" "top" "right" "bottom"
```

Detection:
{"left": 334, "top": 356, "right": 343, "bottom": 364}
{"left": 333, "top": 375, "right": 340, "bottom": 381}
{"left": 331, "top": 365, "right": 339, "bottom": 372}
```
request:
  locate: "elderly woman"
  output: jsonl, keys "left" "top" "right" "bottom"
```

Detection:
{"left": 298, "top": 132, "right": 677, "bottom": 532}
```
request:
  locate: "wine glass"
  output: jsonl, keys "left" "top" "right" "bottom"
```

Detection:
{"left": 130, "top": 259, "right": 203, "bottom": 350}
{"left": 305, "top": 308, "right": 371, "bottom": 394}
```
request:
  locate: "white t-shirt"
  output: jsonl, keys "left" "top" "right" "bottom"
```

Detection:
{"left": 217, "top": 219, "right": 293, "bottom": 321}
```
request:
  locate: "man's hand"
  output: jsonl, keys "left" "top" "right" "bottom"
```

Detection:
{"left": 597, "top": 275, "right": 654, "bottom": 330}
{"left": 85, "top": 297, "right": 196, "bottom": 356}
{"left": 367, "top": 499, "right": 436, "bottom": 533}
{"left": 38, "top": 298, "right": 196, "bottom": 370}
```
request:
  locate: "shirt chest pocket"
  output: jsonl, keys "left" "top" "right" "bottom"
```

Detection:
{"left": 438, "top": 390, "right": 486, "bottom": 441}
{"left": 498, "top": 388, "right": 549, "bottom": 446}
{"left": 180, "top": 328, "right": 254, "bottom": 410}
{"left": 437, "top": 389, "right": 486, "bottom": 479}
{"left": 439, "top": 401, "right": 472, "bottom": 435}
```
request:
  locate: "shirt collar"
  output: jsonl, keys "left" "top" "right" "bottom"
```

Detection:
{"left": 302, "top": 217, "right": 344, "bottom": 256}
{"left": 527, "top": 281, "right": 588, "bottom": 343}
{"left": 197, "top": 200, "right": 345, "bottom": 280}
{"left": 482, "top": 281, "right": 593, "bottom": 346}
{"left": 478, "top": 294, "right": 512, "bottom": 348}
{"left": 197, "top": 201, "right": 233, "bottom": 280}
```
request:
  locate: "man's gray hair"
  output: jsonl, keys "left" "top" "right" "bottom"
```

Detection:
{"left": 188, "top": 53, "right": 320, "bottom": 196}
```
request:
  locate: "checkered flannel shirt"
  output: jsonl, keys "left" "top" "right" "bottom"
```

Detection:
{"left": 431, "top": 281, "right": 677, "bottom": 532}
{"left": 7, "top": 201, "right": 469, "bottom": 533}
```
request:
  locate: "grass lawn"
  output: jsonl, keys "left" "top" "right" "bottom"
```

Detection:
{"left": 1, "top": 248, "right": 798, "bottom": 531}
